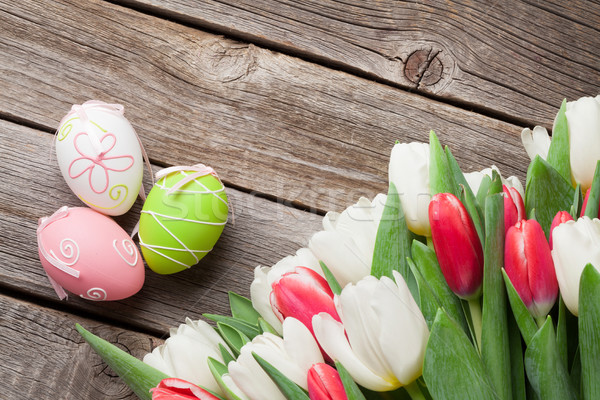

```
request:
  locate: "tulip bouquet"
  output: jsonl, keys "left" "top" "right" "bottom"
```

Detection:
{"left": 78, "top": 96, "right": 600, "bottom": 400}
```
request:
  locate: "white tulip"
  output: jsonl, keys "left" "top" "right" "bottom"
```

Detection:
{"left": 312, "top": 271, "right": 429, "bottom": 391}
{"left": 224, "top": 318, "right": 324, "bottom": 400}
{"left": 464, "top": 165, "right": 525, "bottom": 199}
{"left": 308, "top": 193, "right": 387, "bottom": 287}
{"left": 566, "top": 95, "right": 600, "bottom": 190}
{"left": 389, "top": 142, "right": 431, "bottom": 236}
{"left": 143, "top": 318, "right": 229, "bottom": 394}
{"left": 250, "top": 248, "right": 321, "bottom": 334}
{"left": 521, "top": 95, "right": 600, "bottom": 191}
{"left": 551, "top": 217, "right": 600, "bottom": 316}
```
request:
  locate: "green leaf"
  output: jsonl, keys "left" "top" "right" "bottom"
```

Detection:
{"left": 204, "top": 314, "right": 260, "bottom": 339}
{"left": 584, "top": 161, "right": 600, "bottom": 219}
{"left": 429, "top": 131, "right": 458, "bottom": 196}
{"left": 481, "top": 193, "right": 511, "bottom": 400}
{"left": 524, "top": 317, "right": 577, "bottom": 400}
{"left": 571, "top": 184, "right": 582, "bottom": 218}
{"left": 219, "top": 343, "right": 236, "bottom": 365}
{"left": 579, "top": 264, "right": 600, "bottom": 400}
{"left": 411, "top": 240, "right": 469, "bottom": 335}
{"left": 252, "top": 353, "right": 310, "bottom": 400}
{"left": 75, "top": 324, "right": 168, "bottom": 400}
{"left": 407, "top": 257, "right": 436, "bottom": 327}
{"left": 228, "top": 292, "right": 261, "bottom": 326}
{"left": 207, "top": 357, "right": 244, "bottom": 400}
{"left": 320, "top": 260, "right": 342, "bottom": 295}
{"left": 525, "top": 156, "right": 575, "bottom": 237}
{"left": 334, "top": 361, "right": 367, "bottom": 400}
{"left": 371, "top": 182, "right": 416, "bottom": 300}
{"left": 570, "top": 348, "right": 582, "bottom": 396}
{"left": 216, "top": 322, "right": 251, "bottom": 357}
{"left": 258, "top": 318, "right": 279, "bottom": 335}
{"left": 546, "top": 99, "right": 571, "bottom": 183}
{"left": 557, "top": 296, "right": 569, "bottom": 368}
{"left": 423, "top": 309, "right": 499, "bottom": 400}
{"left": 476, "top": 175, "right": 492, "bottom": 212}
{"left": 502, "top": 270, "right": 537, "bottom": 346}
{"left": 488, "top": 170, "right": 503, "bottom": 195}
{"left": 508, "top": 311, "right": 527, "bottom": 400}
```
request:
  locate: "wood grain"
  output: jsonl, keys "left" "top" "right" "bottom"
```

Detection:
{"left": 0, "top": 119, "right": 322, "bottom": 334}
{"left": 1, "top": 293, "right": 156, "bottom": 399}
{"left": 0, "top": 0, "right": 530, "bottom": 214}
{"left": 113, "top": 0, "right": 600, "bottom": 127}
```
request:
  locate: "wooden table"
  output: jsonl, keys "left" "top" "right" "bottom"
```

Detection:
{"left": 1, "top": 0, "right": 598, "bottom": 397}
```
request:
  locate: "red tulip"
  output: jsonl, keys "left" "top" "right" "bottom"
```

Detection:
{"left": 503, "top": 185, "right": 525, "bottom": 234}
{"left": 270, "top": 266, "right": 341, "bottom": 334}
{"left": 429, "top": 193, "right": 484, "bottom": 300}
{"left": 307, "top": 363, "right": 348, "bottom": 400}
{"left": 151, "top": 378, "right": 220, "bottom": 400}
{"left": 505, "top": 219, "right": 558, "bottom": 318}
{"left": 549, "top": 211, "right": 574, "bottom": 249}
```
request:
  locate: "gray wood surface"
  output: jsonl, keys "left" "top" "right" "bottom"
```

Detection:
{"left": 2, "top": 293, "right": 160, "bottom": 399}
{"left": 0, "top": 0, "right": 596, "bottom": 398}
{"left": 112, "top": 0, "right": 600, "bottom": 127}
{"left": 0, "top": 0, "right": 530, "bottom": 215}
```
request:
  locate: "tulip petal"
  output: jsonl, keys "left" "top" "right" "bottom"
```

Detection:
{"left": 250, "top": 266, "right": 283, "bottom": 334}
{"left": 338, "top": 279, "right": 393, "bottom": 380}
{"left": 282, "top": 318, "right": 324, "bottom": 379}
{"left": 309, "top": 230, "right": 370, "bottom": 286}
{"left": 312, "top": 312, "right": 396, "bottom": 391}
{"left": 567, "top": 96, "right": 600, "bottom": 190}
{"left": 521, "top": 126, "right": 551, "bottom": 161}
{"left": 228, "top": 354, "right": 287, "bottom": 400}
{"left": 372, "top": 273, "right": 428, "bottom": 385}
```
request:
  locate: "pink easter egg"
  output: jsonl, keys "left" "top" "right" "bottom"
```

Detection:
{"left": 37, "top": 207, "right": 145, "bottom": 301}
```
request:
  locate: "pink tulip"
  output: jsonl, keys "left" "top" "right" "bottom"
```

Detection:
{"left": 503, "top": 185, "right": 525, "bottom": 234}
{"left": 549, "top": 211, "right": 574, "bottom": 249}
{"left": 505, "top": 219, "right": 558, "bottom": 318}
{"left": 429, "top": 193, "right": 484, "bottom": 300}
{"left": 270, "top": 267, "right": 341, "bottom": 334}
{"left": 150, "top": 378, "right": 220, "bottom": 400}
{"left": 307, "top": 363, "right": 348, "bottom": 400}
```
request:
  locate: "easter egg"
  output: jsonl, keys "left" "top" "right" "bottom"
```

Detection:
{"left": 138, "top": 164, "right": 229, "bottom": 274}
{"left": 37, "top": 206, "right": 145, "bottom": 301}
{"left": 55, "top": 100, "right": 143, "bottom": 216}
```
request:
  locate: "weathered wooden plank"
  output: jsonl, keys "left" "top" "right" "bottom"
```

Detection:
{"left": 112, "top": 0, "right": 600, "bottom": 127}
{"left": 0, "top": 0, "right": 529, "bottom": 213}
{"left": 0, "top": 119, "right": 322, "bottom": 333}
{"left": 0, "top": 292, "right": 155, "bottom": 399}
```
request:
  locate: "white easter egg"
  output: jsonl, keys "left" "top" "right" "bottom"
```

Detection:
{"left": 55, "top": 101, "right": 143, "bottom": 216}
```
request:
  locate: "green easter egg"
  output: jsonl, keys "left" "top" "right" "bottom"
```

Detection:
{"left": 139, "top": 168, "right": 228, "bottom": 274}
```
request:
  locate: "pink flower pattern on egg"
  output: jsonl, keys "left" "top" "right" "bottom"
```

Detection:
{"left": 68, "top": 132, "right": 135, "bottom": 194}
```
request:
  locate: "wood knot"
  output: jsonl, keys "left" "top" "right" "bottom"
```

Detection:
{"left": 404, "top": 49, "right": 443, "bottom": 87}
{"left": 197, "top": 39, "right": 257, "bottom": 83}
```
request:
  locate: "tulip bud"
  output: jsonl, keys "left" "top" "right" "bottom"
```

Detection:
{"left": 307, "top": 363, "right": 348, "bottom": 400}
{"left": 429, "top": 193, "right": 484, "bottom": 300}
{"left": 551, "top": 217, "right": 600, "bottom": 316}
{"left": 505, "top": 219, "right": 558, "bottom": 318}
{"left": 565, "top": 95, "right": 600, "bottom": 191}
{"left": 549, "top": 211, "right": 574, "bottom": 249}
{"left": 151, "top": 378, "right": 221, "bottom": 400}
{"left": 503, "top": 184, "right": 525, "bottom": 234}
{"left": 270, "top": 267, "right": 341, "bottom": 337}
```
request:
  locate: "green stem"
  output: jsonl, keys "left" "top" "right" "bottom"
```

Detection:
{"left": 468, "top": 298, "right": 483, "bottom": 353}
{"left": 426, "top": 236, "right": 435, "bottom": 251}
{"left": 535, "top": 315, "right": 547, "bottom": 329}
{"left": 404, "top": 381, "right": 427, "bottom": 400}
